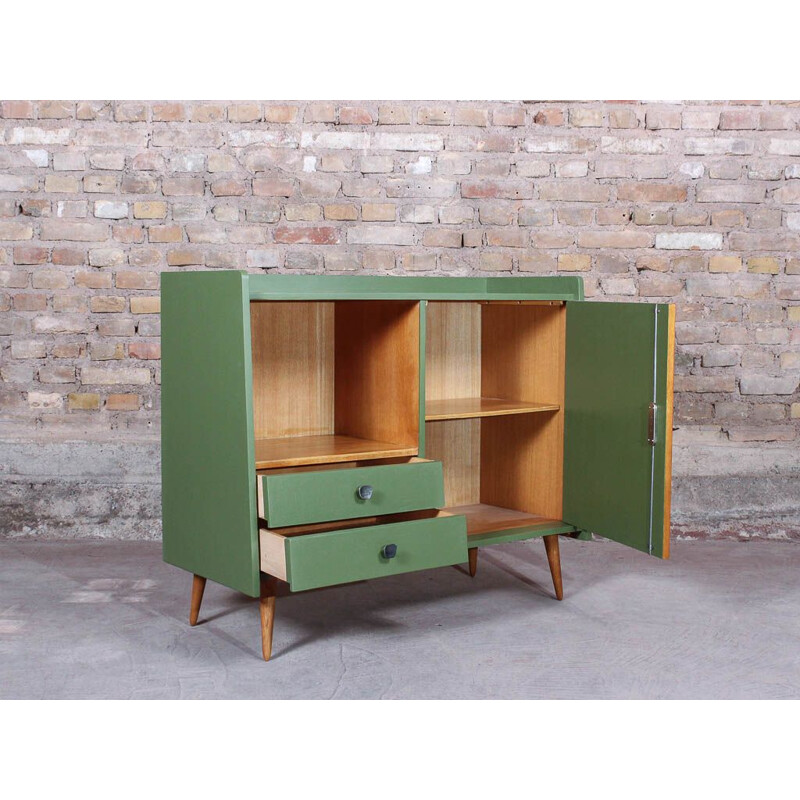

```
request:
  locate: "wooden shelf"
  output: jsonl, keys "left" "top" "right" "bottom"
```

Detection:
{"left": 425, "top": 397, "right": 560, "bottom": 421}
{"left": 254, "top": 434, "right": 417, "bottom": 470}
{"left": 446, "top": 503, "right": 558, "bottom": 536}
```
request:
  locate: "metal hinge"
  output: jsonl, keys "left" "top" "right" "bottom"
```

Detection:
{"left": 648, "top": 402, "right": 658, "bottom": 445}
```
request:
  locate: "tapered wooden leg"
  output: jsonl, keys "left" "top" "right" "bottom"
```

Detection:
{"left": 468, "top": 547, "right": 478, "bottom": 578}
{"left": 259, "top": 574, "right": 278, "bottom": 662}
{"left": 189, "top": 574, "right": 206, "bottom": 626}
{"left": 543, "top": 535, "right": 563, "bottom": 601}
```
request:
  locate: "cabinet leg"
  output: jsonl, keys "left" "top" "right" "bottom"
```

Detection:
{"left": 259, "top": 574, "right": 278, "bottom": 662}
{"left": 543, "top": 535, "right": 564, "bottom": 601}
{"left": 468, "top": 547, "right": 478, "bottom": 578}
{"left": 189, "top": 574, "right": 206, "bottom": 626}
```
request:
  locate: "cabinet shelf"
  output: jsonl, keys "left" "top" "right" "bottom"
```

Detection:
{"left": 446, "top": 503, "right": 563, "bottom": 537}
{"left": 254, "top": 434, "right": 417, "bottom": 470}
{"left": 425, "top": 397, "right": 560, "bottom": 421}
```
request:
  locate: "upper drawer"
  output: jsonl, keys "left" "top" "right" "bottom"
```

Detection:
{"left": 257, "top": 458, "right": 445, "bottom": 527}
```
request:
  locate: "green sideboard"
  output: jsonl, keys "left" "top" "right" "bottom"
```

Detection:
{"left": 161, "top": 273, "right": 675, "bottom": 661}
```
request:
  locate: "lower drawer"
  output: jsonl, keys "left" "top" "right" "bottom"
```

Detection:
{"left": 260, "top": 512, "right": 467, "bottom": 592}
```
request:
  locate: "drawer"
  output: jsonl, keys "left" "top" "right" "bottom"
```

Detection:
{"left": 257, "top": 458, "right": 445, "bottom": 527}
{"left": 259, "top": 511, "right": 467, "bottom": 592}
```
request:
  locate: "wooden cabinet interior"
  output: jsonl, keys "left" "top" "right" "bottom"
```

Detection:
{"left": 425, "top": 300, "right": 566, "bottom": 536}
{"left": 250, "top": 300, "right": 420, "bottom": 469}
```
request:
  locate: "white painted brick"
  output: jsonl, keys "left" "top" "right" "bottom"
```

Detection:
{"left": 655, "top": 232, "right": 723, "bottom": 250}
{"left": 27, "top": 391, "right": 62, "bottom": 409}
{"left": 23, "top": 149, "right": 49, "bottom": 167}
{"left": 679, "top": 162, "right": 704, "bottom": 179}
{"left": 768, "top": 139, "right": 800, "bottom": 156}
{"left": 53, "top": 152, "right": 85, "bottom": 171}
{"left": 371, "top": 133, "right": 443, "bottom": 151}
{"left": 8, "top": 127, "right": 71, "bottom": 145}
{"left": 303, "top": 156, "right": 317, "bottom": 172}
{"left": 346, "top": 226, "right": 415, "bottom": 245}
{"left": 301, "top": 131, "right": 369, "bottom": 150}
{"left": 94, "top": 201, "right": 129, "bottom": 219}
{"left": 601, "top": 137, "right": 669, "bottom": 154}
{"left": 406, "top": 156, "right": 432, "bottom": 174}
{"left": 523, "top": 137, "right": 591, "bottom": 154}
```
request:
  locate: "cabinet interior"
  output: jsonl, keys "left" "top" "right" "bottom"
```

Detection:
{"left": 250, "top": 298, "right": 566, "bottom": 536}
{"left": 250, "top": 300, "right": 420, "bottom": 469}
{"left": 424, "top": 301, "right": 566, "bottom": 533}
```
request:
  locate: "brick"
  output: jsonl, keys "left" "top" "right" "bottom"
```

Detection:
{"left": 13, "top": 246, "right": 48, "bottom": 265}
{"left": 768, "top": 138, "right": 800, "bottom": 155}
{"left": 697, "top": 185, "right": 765, "bottom": 203}
{"left": 655, "top": 232, "right": 723, "bottom": 250}
{"left": 480, "top": 253, "right": 512, "bottom": 271}
{"left": 115, "top": 102, "right": 147, "bottom": 122}
{"left": 253, "top": 177, "right": 294, "bottom": 197}
{"left": 533, "top": 108, "right": 564, "bottom": 126}
{"left": 385, "top": 179, "right": 457, "bottom": 198}
{"left": 85, "top": 174, "right": 119, "bottom": 192}
{"left": 28, "top": 392, "right": 62, "bottom": 409}
{"left": 577, "top": 231, "right": 651, "bottom": 248}
{"left": 19, "top": 199, "right": 49, "bottom": 217}
{"left": 113, "top": 225, "right": 144, "bottom": 244}
{"left": 719, "top": 109, "right": 759, "bottom": 129}
{"left": 418, "top": 106, "right": 452, "bottom": 125}
{"left": 461, "top": 180, "right": 532, "bottom": 200}
{"left": 152, "top": 102, "right": 186, "bottom": 121}
{"left": 81, "top": 367, "right": 150, "bottom": 385}
{"left": 273, "top": 226, "right": 340, "bottom": 245}
{"left": 493, "top": 106, "right": 525, "bottom": 126}
{"left": 361, "top": 203, "right": 397, "bottom": 222}
{"left": 684, "top": 138, "right": 754, "bottom": 155}
{"left": 454, "top": 107, "right": 489, "bottom": 127}
{"left": 558, "top": 254, "right": 591, "bottom": 272}
{"left": 246, "top": 249, "right": 279, "bottom": 269}
{"left": 45, "top": 175, "right": 80, "bottom": 193}
{"left": 422, "top": 229, "right": 461, "bottom": 248}
{"left": 617, "top": 184, "right": 687, "bottom": 203}
{"left": 532, "top": 231, "right": 575, "bottom": 248}
{"left": 88, "top": 248, "right": 125, "bottom": 267}
{"left": 68, "top": 392, "right": 101, "bottom": 410}
{"left": 524, "top": 136, "right": 591, "bottom": 154}
{"left": 399, "top": 206, "right": 435, "bottom": 224}
{"left": 440, "top": 206, "right": 475, "bottom": 224}
{"left": 462, "top": 230, "right": 483, "bottom": 247}
{"left": 638, "top": 272, "right": 683, "bottom": 296}
{"left": 53, "top": 152, "right": 86, "bottom": 171}
{"left": 360, "top": 155, "right": 393, "bottom": 174}
{"left": 438, "top": 153, "right": 472, "bottom": 175}
{"left": 645, "top": 108, "right": 681, "bottom": 129}
{"left": 32, "top": 269, "right": 70, "bottom": 289}
{"left": 162, "top": 177, "right": 204, "bottom": 196}
{"left": 304, "top": 103, "right": 336, "bottom": 123}
{"left": 608, "top": 108, "right": 639, "bottom": 129}
{"left": 128, "top": 342, "right": 161, "bottom": 360}
{"left": 11, "top": 340, "right": 47, "bottom": 359}
{"left": 727, "top": 426, "right": 795, "bottom": 442}
{"left": 748, "top": 257, "right": 780, "bottom": 274}
{"left": 339, "top": 106, "right": 373, "bottom": 125}
{"left": 75, "top": 270, "right": 111, "bottom": 289}
{"left": 372, "top": 133, "right": 443, "bottom": 152}
{"left": 601, "top": 137, "right": 668, "bottom": 155}
{"left": 8, "top": 127, "right": 71, "bottom": 145}
{"left": 264, "top": 105, "right": 298, "bottom": 123}
{"left": 674, "top": 376, "right": 736, "bottom": 393}
{"left": 378, "top": 105, "right": 412, "bottom": 125}
{"left": 210, "top": 179, "right": 247, "bottom": 197}
{"left": 538, "top": 183, "right": 609, "bottom": 202}
{"left": 406, "top": 156, "right": 433, "bottom": 175}
{"left": 97, "top": 318, "right": 135, "bottom": 336}
{"left": 633, "top": 208, "right": 669, "bottom": 225}
{"left": 324, "top": 204, "right": 358, "bottom": 221}
{"left": 133, "top": 201, "right": 168, "bottom": 220}
{"left": 170, "top": 153, "right": 206, "bottom": 172}
{"left": 228, "top": 103, "right": 261, "bottom": 123}
{"left": 601, "top": 277, "right": 636, "bottom": 295}
{"left": 347, "top": 226, "right": 414, "bottom": 246}
{"left": 190, "top": 103, "right": 225, "bottom": 122}
{"left": 284, "top": 204, "right": 322, "bottom": 222}
{"left": 555, "top": 161, "right": 588, "bottom": 178}
{"left": 13, "top": 293, "right": 47, "bottom": 311}
{"left": 131, "top": 152, "right": 163, "bottom": 171}
{"left": 38, "top": 366, "right": 76, "bottom": 384}
{"left": 709, "top": 256, "right": 742, "bottom": 273}
{"left": 90, "top": 296, "right": 126, "bottom": 312}
{"left": 485, "top": 228, "right": 526, "bottom": 247}
{"left": 167, "top": 248, "right": 203, "bottom": 266}
{"left": 682, "top": 110, "right": 720, "bottom": 129}
{"left": 130, "top": 296, "right": 160, "bottom": 314}
{"left": 106, "top": 393, "right": 140, "bottom": 411}
{"left": 94, "top": 201, "right": 128, "bottom": 219}
{"left": 739, "top": 375, "right": 799, "bottom": 395}
{"left": 40, "top": 221, "right": 107, "bottom": 242}
{"left": 569, "top": 107, "right": 603, "bottom": 127}
{"left": 2, "top": 100, "right": 34, "bottom": 118}
{"left": 711, "top": 209, "right": 744, "bottom": 228}
{"left": 519, "top": 253, "right": 556, "bottom": 272}
{"left": 0, "top": 175, "right": 39, "bottom": 192}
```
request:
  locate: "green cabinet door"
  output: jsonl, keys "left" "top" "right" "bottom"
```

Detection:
{"left": 563, "top": 302, "right": 675, "bottom": 558}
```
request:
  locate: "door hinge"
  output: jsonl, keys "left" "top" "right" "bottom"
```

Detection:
{"left": 648, "top": 402, "right": 658, "bottom": 445}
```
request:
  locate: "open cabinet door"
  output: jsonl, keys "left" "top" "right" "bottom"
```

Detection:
{"left": 563, "top": 302, "right": 674, "bottom": 558}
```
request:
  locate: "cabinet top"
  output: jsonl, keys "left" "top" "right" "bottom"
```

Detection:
{"left": 215, "top": 273, "right": 584, "bottom": 301}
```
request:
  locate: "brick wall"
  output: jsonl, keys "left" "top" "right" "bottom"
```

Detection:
{"left": 1, "top": 100, "right": 799, "bottom": 539}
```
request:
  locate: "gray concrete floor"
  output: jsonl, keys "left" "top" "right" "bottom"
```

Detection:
{"left": 1, "top": 538, "right": 798, "bottom": 699}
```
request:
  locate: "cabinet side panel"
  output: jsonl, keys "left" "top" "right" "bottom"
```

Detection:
{"left": 425, "top": 419, "right": 481, "bottom": 506}
{"left": 161, "top": 271, "right": 260, "bottom": 597}
{"left": 655, "top": 304, "right": 675, "bottom": 558}
{"left": 480, "top": 304, "right": 566, "bottom": 518}
{"left": 250, "top": 301, "right": 334, "bottom": 439}
{"left": 425, "top": 302, "right": 481, "bottom": 401}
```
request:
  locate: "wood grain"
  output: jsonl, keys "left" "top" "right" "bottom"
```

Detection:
{"left": 663, "top": 304, "right": 675, "bottom": 560}
{"left": 259, "top": 574, "right": 278, "bottom": 661}
{"left": 426, "top": 396, "right": 560, "bottom": 421}
{"left": 250, "top": 301, "right": 334, "bottom": 440}
{"left": 445, "top": 502, "right": 554, "bottom": 536}
{"left": 425, "top": 419, "right": 480, "bottom": 506}
{"left": 543, "top": 534, "right": 564, "bottom": 600}
{"left": 254, "top": 434, "right": 417, "bottom": 470}
{"left": 480, "top": 304, "right": 566, "bottom": 519}
{"left": 335, "top": 300, "right": 420, "bottom": 450}
{"left": 425, "top": 302, "right": 481, "bottom": 401}
{"left": 189, "top": 574, "right": 206, "bottom": 626}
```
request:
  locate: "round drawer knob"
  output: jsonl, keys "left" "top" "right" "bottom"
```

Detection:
{"left": 382, "top": 544, "right": 398, "bottom": 559}
{"left": 357, "top": 484, "right": 373, "bottom": 500}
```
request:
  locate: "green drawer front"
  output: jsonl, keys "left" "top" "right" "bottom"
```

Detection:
{"left": 285, "top": 515, "right": 467, "bottom": 592}
{"left": 260, "top": 460, "right": 445, "bottom": 527}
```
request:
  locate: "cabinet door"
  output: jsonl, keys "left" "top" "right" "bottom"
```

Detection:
{"left": 563, "top": 302, "right": 674, "bottom": 558}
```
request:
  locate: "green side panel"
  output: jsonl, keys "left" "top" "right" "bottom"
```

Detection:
{"left": 285, "top": 515, "right": 468, "bottom": 592}
{"left": 468, "top": 520, "right": 577, "bottom": 547}
{"left": 563, "top": 302, "right": 671, "bottom": 558}
{"left": 261, "top": 460, "right": 445, "bottom": 527}
{"left": 419, "top": 300, "right": 427, "bottom": 457}
{"left": 247, "top": 274, "right": 584, "bottom": 302}
{"left": 161, "top": 271, "right": 259, "bottom": 596}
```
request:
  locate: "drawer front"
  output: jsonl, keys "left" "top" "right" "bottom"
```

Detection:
{"left": 259, "top": 460, "right": 445, "bottom": 527}
{"left": 280, "top": 514, "right": 467, "bottom": 592}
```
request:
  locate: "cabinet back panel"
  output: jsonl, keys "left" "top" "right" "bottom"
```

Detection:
{"left": 250, "top": 302, "right": 334, "bottom": 439}
{"left": 425, "top": 302, "right": 481, "bottom": 401}
{"left": 334, "top": 301, "right": 420, "bottom": 448}
{"left": 425, "top": 419, "right": 480, "bottom": 506}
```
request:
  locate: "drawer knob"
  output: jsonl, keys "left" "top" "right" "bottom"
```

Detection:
{"left": 382, "top": 544, "right": 398, "bottom": 559}
{"left": 357, "top": 484, "right": 373, "bottom": 500}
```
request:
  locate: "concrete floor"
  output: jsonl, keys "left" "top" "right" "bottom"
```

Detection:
{"left": 1, "top": 538, "right": 798, "bottom": 699}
